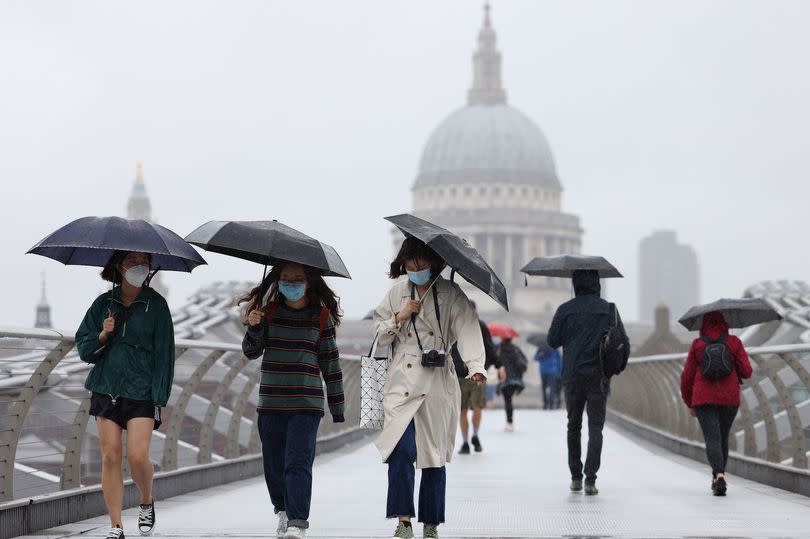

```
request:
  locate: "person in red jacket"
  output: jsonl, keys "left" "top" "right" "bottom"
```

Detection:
{"left": 680, "top": 312, "right": 753, "bottom": 496}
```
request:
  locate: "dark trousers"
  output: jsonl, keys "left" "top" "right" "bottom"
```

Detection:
{"left": 258, "top": 413, "right": 321, "bottom": 529}
{"left": 502, "top": 386, "right": 516, "bottom": 422}
{"left": 387, "top": 421, "right": 446, "bottom": 525}
{"left": 565, "top": 376, "right": 608, "bottom": 484}
{"left": 694, "top": 405, "right": 738, "bottom": 476}
{"left": 542, "top": 374, "right": 561, "bottom": 410}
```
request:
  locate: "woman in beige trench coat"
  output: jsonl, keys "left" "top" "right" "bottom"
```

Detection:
{"left": 373, "top": 237, "right": 486, "bottom": 539}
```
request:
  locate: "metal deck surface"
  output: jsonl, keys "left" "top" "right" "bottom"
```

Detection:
{"left": 21, "top": 410, "right": 810, "bottom": 538}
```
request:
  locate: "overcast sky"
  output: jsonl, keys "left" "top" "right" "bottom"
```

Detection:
{"left": 1, "top": 0, "right": 808, "bottom": 331}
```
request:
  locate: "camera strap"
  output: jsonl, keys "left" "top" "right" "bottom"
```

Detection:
{"left": 410, "top": 283, "right": 446, "bottom": 352}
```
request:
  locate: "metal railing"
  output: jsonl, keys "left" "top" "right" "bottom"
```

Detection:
{"left": 610, "top": 343, "right": 810, "bottom": 470}
{"left": 0, "top": 327, "right": 362, "bottom": 503}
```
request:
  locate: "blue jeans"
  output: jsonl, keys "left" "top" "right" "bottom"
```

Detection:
{"left": 386, "top": 421, "right": 446, "bottom": 525}
{"left": 542, "top": 373, "right": 560, "bottom": 409}
{"left": 258, "top": 413, "right": 321, "bottom": 529}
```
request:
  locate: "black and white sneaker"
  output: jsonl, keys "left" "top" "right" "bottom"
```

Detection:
{"left": 471, "top": 435, "right": 482, "bottom": 452}
{"left": 138, "top": 500, "right": 156, "bottom": 536}
{"left": 106, "top": 525, "right": 125, "bottom": 539}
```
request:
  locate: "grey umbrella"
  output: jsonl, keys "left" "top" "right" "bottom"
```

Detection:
{"left": 526, "top": 332, "right": 549, "bottom": 348}
{"left": 385, "top": 213, "right": 508, "bottom": 311}
{"left": 678, "top": 298, "right": 782, "bottom": 331}
{"left": 520, "top": 255, "right": 623, "bottom": 278}
{"left": 185, "top": 220, "right": 350, "bottom": 278}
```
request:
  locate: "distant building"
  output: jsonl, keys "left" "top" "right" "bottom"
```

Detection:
{"left": 34, "top": 273, "right": 52, "bottom": 329}
{"left": 639, "top": 230, "right": 699, "bottom": 324}
{"left": 634, "top": 305, "right": 689, "bottom": 356}
{"left": 410, "top": 4, "right": 582, "bottom": 330}
{"left": 127, "top": 162, "right": 168, "bottom": 298}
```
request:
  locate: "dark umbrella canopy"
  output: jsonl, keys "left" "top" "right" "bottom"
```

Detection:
{"left": 385, "top": 213, "right": 508, "bottom": 311}
{"left": 27, "top": 216, "right": 206, "bottom": 272}
{"left": 678, "top": 298, "right": 782, "bottom": 331}
{"left": 527, "top": 332, "right": 549, "bottom": 348}
{"left": 521, "top": 255, "right": 623, "bottom": 278}
{"left": 185, "top": 220, "right": 351, "bottom": 278}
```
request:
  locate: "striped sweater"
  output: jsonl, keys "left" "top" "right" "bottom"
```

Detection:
{"left": 242, "top": 303, "right": 345, "bottom": 419}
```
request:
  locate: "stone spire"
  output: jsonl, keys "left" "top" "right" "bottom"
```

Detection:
{"left": 467, "top": 2, "right": 507, "bottom": 105}
{"left": 124, "top": 162, "right": 168, "bottom": 298}
{"left": 127, "top": 161, "right": 152, "bottom": 220}
{"left": 34, "top": 272, "right": 52, "bottom": 328}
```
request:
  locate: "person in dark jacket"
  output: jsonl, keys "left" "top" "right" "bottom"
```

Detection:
{"left": 495, "top": 338, "right": 527, "bottom": 431}
{"left": 547, "top": 270, "right": 629, "bottom": 495}
{"left": 454, "top": 313, "right": 498, "bottom": 454}
{"left": 75, "top": 251, "right": 175, "bottom": 539}
{"left": 680, "top": 312, "right": 753, "bottom": 496}
{"left": 534, "top": 344, "right": 562, "bottom": 410}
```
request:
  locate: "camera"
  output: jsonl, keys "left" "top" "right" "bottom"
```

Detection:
{"left": 421, "top": 349, "right": 447, "bottom": 368}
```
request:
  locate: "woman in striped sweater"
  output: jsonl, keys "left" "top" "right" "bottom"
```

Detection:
{"left": 241, "top": 261, "right": 344, "bottom": 539}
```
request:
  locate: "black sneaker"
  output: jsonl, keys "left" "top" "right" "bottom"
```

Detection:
{"left": 459, "top": 442, "right": 470, "bottom": 454}
{"left": 138, "top": 500, "right": 155, "bottom": 536}
{"left": 712, "top": 477, "right": 727, "bottom": 496}
{"left": 471, "top": 435, "right": 482, "bottom": 452}
{"left": 106, "top": 526, "right": 125, "bottom": 539}
{"left": 570, "top": 479, "right": 583, "bottom": 492}
{"left": 584, "top": 483, "right": 599, "bottom": 496}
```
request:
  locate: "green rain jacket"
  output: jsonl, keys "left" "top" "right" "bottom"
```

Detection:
{"left": 75, "top": 286, "right": 175, "bottom": 406}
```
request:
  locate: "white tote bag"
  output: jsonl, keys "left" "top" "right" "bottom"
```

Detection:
{"left": 360, "top": 336, "right": 389, "bottom": 430}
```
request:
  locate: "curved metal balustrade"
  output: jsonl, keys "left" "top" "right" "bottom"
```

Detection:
{"left": 611, "top": 343, "right": 810, "bottom": 471}
{"left": 0, "top": 327, "right": 362, "bottom": 503}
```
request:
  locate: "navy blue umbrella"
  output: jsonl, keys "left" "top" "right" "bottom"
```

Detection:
{"left": 27, "top": 216, "right": 207, "bottom": 272}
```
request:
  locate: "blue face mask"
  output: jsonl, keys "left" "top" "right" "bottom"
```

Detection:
{"left": 407, "top": 268, "right": 432, "bottom": 286}
{"left": 279, "top": 281, "right": 306, "bottom": 302}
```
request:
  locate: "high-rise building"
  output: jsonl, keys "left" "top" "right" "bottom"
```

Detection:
{"left": 639, "top": 230, "right": 699, "bottom": 323}
{"left": 34, "top": 273, "right": 52, "bottom": 329}
{"left": 411, "top": 4, "right": 582, "bottom": 329}
{"left": 126, "top": 162, "right": 168, "bottom": 298}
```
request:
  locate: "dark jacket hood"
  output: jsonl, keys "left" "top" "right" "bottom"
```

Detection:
{"left": 572, "top": 270, "right": 601, "bottom": 297}
{"left": 700, "top": 311, "right": 730, "bottom": 339}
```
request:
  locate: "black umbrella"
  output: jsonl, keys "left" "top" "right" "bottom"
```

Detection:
{"left": 185, "top": 220, "right": 351, "bottom": 278}
{"left": 678, "top": 298, "right": 782, "bottom": 331}
{"left": 27, "top": 216, "right": 206, "bottom": 272}
{"left": 527, "top": 332, "right": 549, "bottom": 348}
{"left": 385, "top": 213, "right": 508, "bottom": 311}
{"left": 521, "top": 255, "right": 623, "bottom": 278}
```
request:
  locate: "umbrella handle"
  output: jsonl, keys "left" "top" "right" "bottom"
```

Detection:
{"left": 257, "top": 263, "right": 269, "bottom": 310}
{"left": 144, "top": 266, "right": 161, "bottom": 288}
{"left": 449, "top": 268, "right": 456, "bottom": 283}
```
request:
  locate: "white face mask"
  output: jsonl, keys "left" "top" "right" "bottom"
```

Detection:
{"left": 124, "top": 265, "right": 150, "bottom": 287}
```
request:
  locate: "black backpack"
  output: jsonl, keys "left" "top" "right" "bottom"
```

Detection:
{"left": 700, "top": 335, "right": 734, "bottom": 380}
{"left": 599, "top": 303, "right": 628, "bottom": 377}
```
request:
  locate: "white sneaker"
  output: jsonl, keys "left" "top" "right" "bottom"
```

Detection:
{"left": 284, "top": 525, "right": 306, "bottom": 539}
{"left": 505, "top": 422, "right": 514, "bottom": 432}
{"left": 137, "top": 500, "right": 155, "bottom": 536}
{"left": 276, "top": 511, "right": 288, "bottom": 538}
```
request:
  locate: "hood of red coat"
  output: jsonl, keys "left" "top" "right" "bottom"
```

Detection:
{"left": 700, "top": 312, "right": 730, "bottom": 339}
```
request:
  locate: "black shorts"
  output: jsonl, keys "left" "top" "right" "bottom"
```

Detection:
{"left": 89, "top": 393, "right": 162, "bottom": 430}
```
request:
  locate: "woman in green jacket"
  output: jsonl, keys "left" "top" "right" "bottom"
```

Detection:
{"left": 75, "top": 251, "right": 175, "bottom": 539}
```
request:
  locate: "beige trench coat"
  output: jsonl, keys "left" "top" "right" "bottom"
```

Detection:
{"left": 373, "top": 276, "right": 486, "bottom": 469}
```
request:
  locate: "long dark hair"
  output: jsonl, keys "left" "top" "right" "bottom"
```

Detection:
{"left": 388, "top": 236, "right": 446, "bottom": 279}
{"left": 100, "top": 250, "right": 152, "bottom": 284}
{"left": 238, "top": 261, "right": 342, "bottom": 326}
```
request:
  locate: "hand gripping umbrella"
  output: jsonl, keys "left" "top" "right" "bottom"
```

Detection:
{"left": 384, "top": 213, "right": 508, "bottom": 311}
